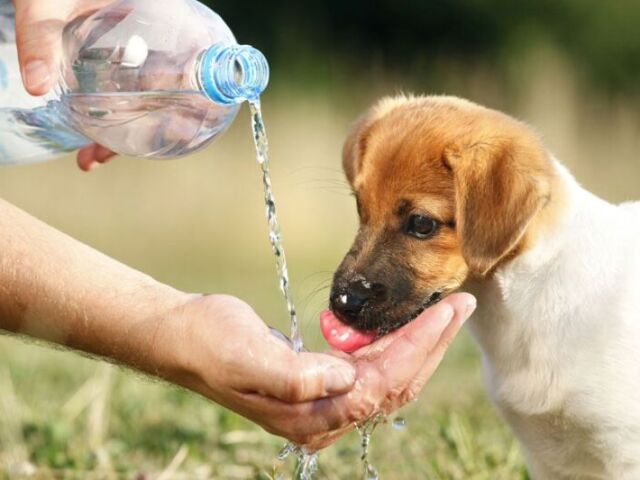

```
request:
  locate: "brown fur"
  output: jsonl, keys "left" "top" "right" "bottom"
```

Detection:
{"left": 333, "top": 94, "right": 565, "bottom": 332}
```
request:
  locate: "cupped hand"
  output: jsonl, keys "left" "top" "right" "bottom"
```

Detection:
{"left": 303, "top": 293, "right": 476, "bottom": 450}
{"left": 161, "top": 294, "right": 358, "bottom": 441}
{"left": 160, "top": 292, "right": 475, "bottom": 447}
{"left": 13, "top": 0, "right": 116, "bottom": 170}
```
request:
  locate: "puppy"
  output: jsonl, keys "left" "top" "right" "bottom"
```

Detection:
{"left": 321, "top": 95, "right": 640, "bottom": 479}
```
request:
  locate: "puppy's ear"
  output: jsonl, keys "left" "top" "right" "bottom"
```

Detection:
{"left": 446, "top": 139, "right": 552, "bottom": 276}
{"left": 342, "top": 115, "right": 372, "bottom": 185}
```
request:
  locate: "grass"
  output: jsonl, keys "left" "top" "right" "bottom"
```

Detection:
{"left": 0, "top": 329, "right": 526, "bottom": 479}
{"left": 0, "top": 49, "right": 639, "bottom": 479}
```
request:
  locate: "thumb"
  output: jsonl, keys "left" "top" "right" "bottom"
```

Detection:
{"left": 13, "top": 1, "right": 66, "bottom": 95}
{"left": 245, "top": 342, "right": 356, "bottom": 403}
{"left": 368, "top": 294, "right": 475, "bottom": 393}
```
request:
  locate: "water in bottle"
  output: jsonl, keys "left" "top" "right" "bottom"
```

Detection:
{"left": 0, "top": 0, "right": 268, "bottom": 164}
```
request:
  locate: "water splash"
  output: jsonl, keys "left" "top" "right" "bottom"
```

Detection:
{"left": 356, "top": 413, "right": 387, "bottom": 480}
{"left": 278, "top": 443, "right": 319, "bottom": 480}
{"left": 249, "top": 100, "right": 303, "bottom": 353}
{"left": 392, "top": 417, "right": 406, "bottom": 431}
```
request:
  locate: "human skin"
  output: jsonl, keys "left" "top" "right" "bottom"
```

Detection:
{"left": 0, "top": 197, "right": 475, "bottom": 445}
{"left": 4, "top": 0, "right": 478, "bottom": 447}
{"left": 12, "top": 0, "right": 116, "bottom": 170}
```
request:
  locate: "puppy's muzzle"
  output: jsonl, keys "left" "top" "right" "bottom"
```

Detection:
{"left": 329, "top": 279, "right": 387, "bottom": 324}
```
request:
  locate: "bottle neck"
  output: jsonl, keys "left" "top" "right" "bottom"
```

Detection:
{"left": 197, "top": 44, "right": 269, "bottom": 105}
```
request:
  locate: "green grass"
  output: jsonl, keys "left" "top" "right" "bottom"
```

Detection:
{"left": 0, "top": 329, "right": 527, "bottom": 480}
{"left": 1, "top": 51, "right": 640, "bottom": 478}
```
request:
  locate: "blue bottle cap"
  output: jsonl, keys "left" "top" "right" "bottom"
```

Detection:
{"left": 199, "top": 44, "right": 269, "bottom": 105}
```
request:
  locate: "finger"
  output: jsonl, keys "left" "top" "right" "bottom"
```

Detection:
{"left": 77, "top": 144, "right": 116, "bottom": 171}
{"left": 307, "top": 295, "right": 476, "bottom": 429}
{"left": 378, "top": 294, "right": 476, "bottom": 391}
{"left": 229, "top": 392, "right": 352, "bottom": 444}
{"left": 93, "top": 145, "right": 116, "bottom": 163}
{"left": 302, "top": 423, "right": 354, "bottom": 451}
{"left": 352, "top": 293, "right": 475, "bottom": 359}
{"left": 387, "top": 294, "right": 476, "bottom": 411}
{"left": 323, "top": 348, "right": 352, "bottom": 361}
{"left": 304, "top": 303, "right": 459, "bottom": 429}
{"left": 362, "top": 294, "right": 475, "bottom": 398}
{"left": 235, "top": 366, "right": 385, "bottom": 443}
{"left": 365, "top": 301, "right": 456, "bottom": 392}
{"left": 237, "top": 337, "right": 356, "bottom": 403}
{"left": 77, "top": 145, "right": 99, "bottom": 171}
{"left": 13, "top": 1, "right": 66, "bottom": 95}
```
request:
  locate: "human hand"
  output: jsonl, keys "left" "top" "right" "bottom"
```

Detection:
{"left": 160, "top": 294, "right": 359, "bottom": 440}
{"left": 298, "top": 293, "right": 475, "bottom": 450}
{"left": 160, "top": 292, "right": 474, "bottom": 447}
{"left": 13, "top": 0, "right": 116, "bottom": 170}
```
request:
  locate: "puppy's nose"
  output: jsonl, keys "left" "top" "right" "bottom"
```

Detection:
{"left": 330, "top": 280, "right": 387, "bottom": 323}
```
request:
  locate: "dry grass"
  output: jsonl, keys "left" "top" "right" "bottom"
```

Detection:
{"left": 0, "top": 49, "right": 639, "bottom": 479}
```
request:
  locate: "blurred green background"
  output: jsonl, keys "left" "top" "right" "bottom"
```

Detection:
{"left": 2, "top": 0, "right": 640, "bottom": 478}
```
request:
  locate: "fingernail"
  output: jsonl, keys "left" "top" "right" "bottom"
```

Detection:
{"left": 324, "top": 364, "right": 356, "bottom": 394}
{"left": 439, "top": 303, "right": 455, "bottom": 325}
{"left": 463, "top": 296, "right": 477, "bottom": 323}
{"left": 23, "top": 60, "right": 51, "bottom": 91}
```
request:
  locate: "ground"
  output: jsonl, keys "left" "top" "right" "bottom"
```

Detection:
{"left": 0, "top": 326, "right": 528, "bottom": 479}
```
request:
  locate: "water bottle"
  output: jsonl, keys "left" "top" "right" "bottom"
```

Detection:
{"left": 0, "top": 0, "right": 269, "bottom": 165}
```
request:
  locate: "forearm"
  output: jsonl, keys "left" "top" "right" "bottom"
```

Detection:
{"left": 0, "top": 197, "right": 188, "bottom": 375}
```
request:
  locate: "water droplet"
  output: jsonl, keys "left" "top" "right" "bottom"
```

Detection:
{"left": 297, "top": 452, "right": 319, "bottom": 480}
{"left": 392, "top": 416, "right": 406, "bottom": 430}
{"left": 365, "top": 463, "right": 379, "bottom": 480}
{"left": 278, "top": 442, "right": 295, "bottom": 460}
{"left": 356, "top": 413, "right": 386, "bottom": 480}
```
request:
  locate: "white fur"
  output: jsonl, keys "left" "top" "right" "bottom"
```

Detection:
{"left": 465, "top": 160, "right": 640, "bottom": 479}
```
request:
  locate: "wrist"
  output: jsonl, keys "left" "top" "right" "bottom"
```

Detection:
{"left": 154, "top": 294, "right": 249, "bottom": 400}
{"left": 115, "top": 281, "right": 195, "bottom": 379}
{"left": 66, "top": 276, "right": 193, "bottom": 378}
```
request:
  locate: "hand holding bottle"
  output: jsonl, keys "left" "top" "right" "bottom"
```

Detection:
{"left": 4, "top": 0, "right": 268, "bottom": 167}
{"left": 12, "top": 0, "right": 116, "bottom": 170}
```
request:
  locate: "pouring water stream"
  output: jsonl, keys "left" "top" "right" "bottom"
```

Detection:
{"left": 248, "top": 99, "right": 404, "bottom": 479}
{"left": 249, "top": 100, "right": 318, "bottom": 478}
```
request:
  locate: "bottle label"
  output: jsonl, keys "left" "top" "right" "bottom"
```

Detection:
{"left": 0, "top": 43, "right": 71, "bottom": 165}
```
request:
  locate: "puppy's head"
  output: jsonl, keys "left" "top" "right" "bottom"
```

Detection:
{"left": 329, "top": 95, "right": 556, "bottom": 335}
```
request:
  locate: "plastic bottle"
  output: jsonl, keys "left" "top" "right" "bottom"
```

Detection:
{"left": 0, "top": 0, "right": 269, "bottom": 165}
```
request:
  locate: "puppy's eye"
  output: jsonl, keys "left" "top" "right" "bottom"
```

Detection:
{"left": 405, "top": 214, "right": 439, "bottom": 239}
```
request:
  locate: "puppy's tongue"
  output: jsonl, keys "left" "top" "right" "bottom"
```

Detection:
{"left": 320, "top": 309, "right": 377, "bottom": 353}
